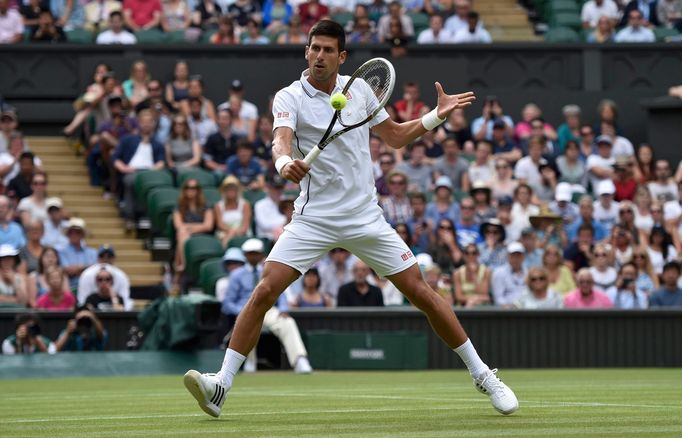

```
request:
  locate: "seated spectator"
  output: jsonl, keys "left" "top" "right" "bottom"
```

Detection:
{"left": 648, "top": 159, "right": 678, "bottom": 203}
{"left": 564, "top": 223, "right": 596, "bottom": 272}
{"left": 123, "top": 0, "right": 162, "bottom": 32}
{"left": 665, "top": 180, "right": 682, "bottom": 246}
{"left": 112, "top": 110, "right": 165, "bottom": 227}
{"left": 217, "top": 80, "right": 258, "bottom": 142}
{"left": 564, "top": 268, "right": 614, "bottom": 308}
{"left": 600, "top": 122, "right": 633, "bottom": 159}
{"left": 587, "top": 135, "right": 616, "bottom": 194}
{"left": 375, "top": 151, "right": 395, "bottom": 199}
{"left": 254, "top": 174, "right": 285, "bottom": 240}
{"left": 203, "top": 108, "right": 239, "bottom": 176}
{"left": 452, "top": 11, "right": 491, "bottom": 43}
{"left": 18, "top": 219, "right": 44, "bottom": 275}
{"left": 35, "top": 266, "right": 76, "bottom": 310}
{"left": 429, "top": 218, "right": 463, "bottom": 275}
{"left": 55, "top": 307, "right": 107, "bottom": 351}
{"left": 252, "top": 115, "right": 274, "bottom": 167}
{"left": 17, "top": 172, "right": 48, "bottom": 227}
{"left": 84, "top": 0, "right": 122, "bottom": 32}
{"left": 0, "top": 132, "right": 43, "bottom": 189}
{"left": 453, "top": 243, "right": 491, "bottom": 307}
{"left": 27, "top": 246, "right": 67, "bottom": 304}
{"left": 84, "top": 267, "right": 124, "bottom": 311}
{"left": 394, "top": 222, "right": 420, "bottom": 257}
{"left": 227, "top": 0, "right": 261, "bottom": 30}
{"left": 425, "top": 176, "right": 458, "bottom": 228}
{"left": 0, "top": 0, "right": 25, "bottom": 44}
{"left": 520, "top": 227, "right": 544, "bottom": 269}
{"left": 491, "top": 242, "right": 527, "bottom": 307}
{"left": 347, "top": 15, "right": 378, "bottom": 44}
{"left": 78, "top": 245, "right": 132, "bottom": 310}
{"left": 7, "top": 151, "right": 37, "bottom": 201}
{"left": 444, "top": 0, "right": 475, "bottom": 35}
{"left": 467, "top": 140, "right": 494, "bottom": 185}
{"left": 242, "top": 17, "right": 269, "bottom": 44}
{"left": 634, "top": 186, "right": 655, "bottom": 239}
{"left": 215, "top": 175, "right": 252, "bottom": 247}
{"left": 556, "top": 105, "right": 581, "bottom": 153}
{"left": 581, "top": 0, "right": 619, "bottom": 30}
{"left": 262, "top": 0, "right": 292, "bottom": 31}
{"left": 29, "top": 10, "right": 66, "bottom": 42}
{"left": 41, "top": 197, "right": 68, "bottom": 250}
{"left": 612, "top": 156, "right": 637, "bottom": 202}
{"left": 161, "top": 0, "right": 192, "bottom": 36}
{"left": 470, "top": 181, "right": 496, "bottom": 223}
{"left": 567, "top": 195, "right": 608, "bottom": 242}
{"left": 173, "top": 178, "right": 215, "bottom": 279}
{"left": 550, "top": 182, "right": 580, "bottom": 225}
{"left": 337, "top": 260, "right": 384, "bottom": 307}
{"left": 377, "top": 1, "right": 414, "bottom": 42}
{"left": 432, "top": 137, "right": 470, "bottom": 192}
{"left": 122, "top": 61, "right": 150, "bottom": 109}
{"left": 496, "top": 196, "right": 521, "bottom": 243}
{"left": 620, "top": 0, "right": 660, "bottom": 28}
{"left": 455, "top": 196, "right": 481, "bottom": 247}
{"left": 510, "top": 183, "right": 539, "bottom": 232}
{"left": 59, "top": 218, "right": 97, "bottom": 289}
{"left": 227, "top": 140, "right": 264, "bottom": 190}
{"left": 478, "top": 219, "right": 507, "bottom": 270}
{"left": 209, "top": 15, "right": 238, "bottom": 44}
{"left": 193, "top": 0, "right": 222, "bottom": 31}
{"left": 381, "top": 170, "right": 412, "bottom": 226}
{"left": 587, "top": 15, "right": 615, "bottom": 43}
{"left": 633, "top": 143, "right": 656, "bottom": 184}
{"left": 472, "top": 96, "right": 514, "bottom": 142}
{"left": 394, "top": 82, "right": 429, "bottom": 124}
{"left": 649, "top": 261, "right": 682, "bottom": 307}
{"left": 165, "top": 60, "right": 190, "bottom": 112}
{"left": 417, "top": 13, "right": 453, "bottom": 43}
{"left": 276, "top": 13, "right": 306, "bottom": 43}
{"left": 615, "top": 9, "right": 656, "bottom": 42}
{"left": 0, "top": 243, "right": 27, "bottom": 306}
{"left": 214, "top": 247, "right": 246, "bottom": 303}
{"left": 165, "top": 115, "right": 201, "bottom": 171}
{"left": 488, "top": 159, "right": 515, "bottom": 200}
{"left": 0, "top": 195, "right": 25, "bottom": 249}
{"left": 491, "top": 120, "right": 521, "bottom": 164}
{"left": 0, "top": 110, "right": 19, "bottom": 153}
{"left": 578, "top": 124, "right": 596, "bottom": 159}
{"left": 96, "top": 10, "right": 137, "bottom": 44}
{"left": 514, "top": 266, "right": 563, "bottom": 309}
{"left": 647, "top": 225, "right": 677, "bottom": 274}
{"left": 187, "top": 96, "right": 218, "bottom": 146}
{"left": 631, "top": 245, "right": 659, "bottom": 296}
{"left": 396, "top": 141, "right": 432, "bottom": 192}
{"left": 611, "top": 221, "right": 636, "bottom": 266}
{"left": 514, "top": 136, "right": 546, "bottom": 192}
{"left": 318, "top": 248, "right": 354, "bottom": 306}
{"left": 542, "top": 244, "right": 576, "bottom": 296}
{"left": 657, "top": 0, "right": 682, "bottom": 31}
{"left": 593, "top": 180, "right": 620, "bottom": 234}
{"left": 20, "top": 0, "right": 47, "bottom": 33}
{"left": 2, "top": 313, "right": 56, "bottom": 354}
{"left": 589, "top": 242, "right": 617, "bottom": 294}
{"left": 607, "top": 262, "right": 648, "bottom": 309}
{"left": 291, "top": 268, "right": 331, "bottom": 308}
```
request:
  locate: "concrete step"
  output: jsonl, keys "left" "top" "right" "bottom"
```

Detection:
{"left": 117, "top": 263, "right": 163, "bottom": 276}
{"left": 87, "top": 240, "right": 143, "bottom": 250}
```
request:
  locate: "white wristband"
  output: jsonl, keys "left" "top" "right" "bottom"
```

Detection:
{"left": 421, "top": 107, "right": 446, "bottom": 131}
{"left": 275, "top": 155, "right": 293, "bottom": 175}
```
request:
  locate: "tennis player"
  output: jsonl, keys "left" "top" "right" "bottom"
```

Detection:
{"left": 184, "top": 20, "right": 518, "bottom": 417}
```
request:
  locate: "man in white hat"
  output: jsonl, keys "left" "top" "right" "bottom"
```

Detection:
{"left": 586, "top": 135, "right": 615, "bottom": 191}
{"left": 549, "top": 182, "right": 579, "bottom": 225}
{"left": 222, "top": 238, "right": 312, "bottom": 374}
{"left": 491, "top": 242, "right": 527, "bottom": 307}
{"left": 214, "top": 247, "right": 246, "bottom": 303}
{"left": 41, "top": 197, "right": 68, "bottom": 250}
{"left": 58, "top": 218, "right": 97, "bottom": 289}
{"left": 593, "top": 180, "right": 620, "bottom": 234}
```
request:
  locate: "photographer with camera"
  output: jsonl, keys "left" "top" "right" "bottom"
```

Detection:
{"left": 471, "top": 96, "right": 514, "bottom": 142}
{"left": 55, "top": 307, "right": 107, "bottom": 351}
{"left": 2, "top": 313, "right": 56, "bottom": 354}
{"left": 607, "top": 262, "right": 648, "bottom": 309}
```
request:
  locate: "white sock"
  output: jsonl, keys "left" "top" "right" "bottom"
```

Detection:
{"left": 453, "top": 339, "right": 489, "bottom": 380}
{"left": 218, "top": 348, "right": 246, "bottom": 388}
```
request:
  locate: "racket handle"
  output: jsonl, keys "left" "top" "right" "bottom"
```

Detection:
{"left": 303, "top": 145, "right": 322, "bottom": 165}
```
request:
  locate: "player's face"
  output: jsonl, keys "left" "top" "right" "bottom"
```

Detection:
{"left": 305, "top": 36, "right": 347, "bottom": 84}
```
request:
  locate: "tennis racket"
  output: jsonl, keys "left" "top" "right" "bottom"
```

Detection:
{"left": 303, "top": 57, "right": 396, "bottom": 165}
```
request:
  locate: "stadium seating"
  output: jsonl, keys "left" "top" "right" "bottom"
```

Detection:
{"left": 243, "top": 190, "right": 266, "bottom": 206}
{"left": 184, "top": 235, "right": 224, "bottom": 283}
{"left": 148, "top": 187, "right": 180, "bottom": 235}
{"left": 65, "top": 29, "right": 94, "bottom": 44}
{"left": 135, "top": 29, "right": 167, "bottom": 44}
{"left": 135, "top": 170, "right": 174, "bottom": 208}
{"left": 203, "top": 187, "right": 221, "bottom": 207}
{"left": 199, "top": 258, "right": 226, "bottom": 296}
{"left": 544, "top": 26, "right": 581, "bottom": 42}
{"left": 177, "top": 168, "right": 218, "bottom": 188}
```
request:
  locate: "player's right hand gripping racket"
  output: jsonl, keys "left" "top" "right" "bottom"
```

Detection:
{"left": 303, "top": 57, "right": 396, "bottom": 165}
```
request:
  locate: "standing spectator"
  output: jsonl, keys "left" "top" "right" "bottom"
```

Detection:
{"left": 633, "top": 143, "right": 656, "bottom": 184}
{"left": 380, "top": 170, "right": 412, "bottom": 226}
{"left": 396, "top": 141, "right": 432, "bottom": 192}
{"left": 586, "top": 135, "right": 615, "bottom": 192}
{"left": 417, "top": 13, "right": 453, "bottom": 43}
{"left": 35, "top": 266, "right": 76, "bottom": 310}
{"left": 0, "top": 0, "right": 25, "bottom": 44}
{"left": 514, "top": 267, "right": 563, "bottom": 309}
{"left": 620, "top": 0, "right": 660, "bottom": 28}
{"left": 615, "top": 9, "right": 656, "bottom": 42}
{"left": 17, "top": 172, "right": 48, "bottom": 227}
{"left": 337, "top": 260, "right": 384, "bottom": 307}
{"left": 29, "top": 10, "right": 66, "bottom": 42}
{"left": 59, "top": 218, "right": 97, "bottom": 289}
{"left": 556, "top": 141, "right": 586, "bottom": 186}
{"left": 607, "top": 262, "right": 648, "bottom": 309}
{"left": 254, "top": 174, "right": 286, "bottom": 240}
{"left": 647, "top": 225, "right": 677, "bottom": 274}
{"left": 432, "top": 137, "right": 470, "bottom": 192}
{"left": 96, "top": 10, "right": 137, "bottom": 44}
{"left": 542, "top": 244, "right": 576, "bottom": 296}
{"left": 226, "top": 141, "right": 264, "bottom": 190}
{"left": 657, "top": 0, "right": 682, "bottom": 31}
{"left": 41, "top": 197, "right": 67, "bottom": 250}
{"left": 491, "top": 242, "right": 527, "bottom": 307}
{"left": 203, "top": 108, "right": 239, "bottom": 176}
{"left": 471, "top": 96, "right": 514, "bottom": 142}
{"left": 123, "top": 0, "right": 162, "bottom": 32}
{"left": 241, "top": 17, "right": 269, "bottom": 44}
{"left": 77, "top": 245, "right": 132, "bottom": 310}
{"left": 556, "top": 105, "right": 582, "bottom": 153}
{"left": 452, "top": 11, "right": 491, "bottom": 43}
{"left": 0, "top": 244, "right": 27, "bottom": 306}
{"left": 166, "top": 115, "right": 202, "bottom": 171}
{"left": 467, "top": 140, "right": 494, "bottom": 184}
{"left": 122, "top": 61, "right": 150, "bottom": 109}
{"left": 393, "top": 82, "right": 429, "bottom": 123}
{"left": 564, "top": 268, "right": 614, "bottom": 309}
{"left": 377, "top": 1, "right": 413, "bottom": 42}
{"left": 649, "top": 261, "right": 682, "bottom": 307}
{"left": 172, "top": 178, "right": 215, "bottom": 278}
{"left": 214, "top": 247, "right": 246, "bottom": 303}
{"left": 581, "top": 0, "right": 619, "bottom": 29}
{"left": 2, "top": 313, "right": 56, "bottom": 354}
{"left": 84, "top": 267, "right": 125, "bottom": 311}
{"left": 318, "top": 247, "right": 354, "bottom": 306}
{"left": 587, "top": 15, "right": 616, "bottom": 43}
{"left": 0, "top": 195, "right": 25, "bottom": 249}
{"left": 453, "top": 243, "right": 491, "bottom": 307}
{"left": 648, "top": 159, "right": 678, "bottom": 203}
{"left": 165, "top": 60, "right": 190, "bottom": 111}
{"left": 214, "top": 175, "right": 252, "bottom": 247}
{"left": 18, "top": 219, "right": 45, "bottom": 274}
{"left": 55, "top": 308, "right": 107, "bottom": 351}
{"left": 112, "top": 110, "right": 166, "bottom": 228}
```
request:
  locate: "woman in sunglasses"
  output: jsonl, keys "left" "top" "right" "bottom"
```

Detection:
{"left": 588, "top": 243, "right": 617, "bottom": 295}
{"left": 631, "top": 246, "right": 659, "bottom": 296}
{"left": 542, "top": 244, "right": 576, "bottom": 297}
{"left": 453, "top": 243, "right": 491, "bottom": 308}
{"left": 514, "top": 267, "right": 563, "bottom": 309}
{"left": 84, "top": 267, "right": 124, "bottom": 311}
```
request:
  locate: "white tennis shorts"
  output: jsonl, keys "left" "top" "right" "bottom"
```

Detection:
{"left": 267, "top": 204, "right": 416, "bottom": 278}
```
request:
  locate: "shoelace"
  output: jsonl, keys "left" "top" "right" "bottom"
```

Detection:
{"left": 480, "top": 368, "right": 506, "bottom": 394}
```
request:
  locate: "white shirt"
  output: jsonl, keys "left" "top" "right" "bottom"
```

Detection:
{"left": 468, "top": 162, "right": 495, "bottom": 185}
{"left": 77, "top": 263, "right": 132, "bottom": 310}
{"left": 647, "top": 246, "right": 678, "bottom": 274}
{"left": 615, "top": 26, "right": 656, "bottom": 43}
{"left": 217, "top": 99, "right": 258, "bottom": 122}
{"left": 648, "top": 181, "right": 678, "bottom": 203}
{"left": 254, "top": 196, "right": 285, "bottom": 240}
{"left": 0, "top": 9, "right": 24, "bottom": 44}
{"left": 0, "top": 154, "right": 42, "bottom": 186}
{"left": 444, "top": 15, "right": 470, "bottom": 34}
{"left": 586, "top": 154, "right": 615, "bottom": 191}
{"left": 42, "top": 219, "right": 68, "bottom": 250}
{"left": 514, "top": 156, "right": 545, "bottom": 190}
{"left": 96, "top": 29, "right": 137, "bottom": 44}
{"left": 593, "top": 199, "right": 620, "bottom": 233}
{"left": 581, "top": 0, "right": 619, "bottom": 27}
{"left": 664, "top": 200, "right": 682, "bottom": 236}
{"left": 17, "top": 197, "right": 48, "bottom": 223}
{"left": 128, "top": 141, "right": 154, "bottom": 169}
{"left": 452, "top": 27, "right": 492, "bottom": 43}
{"left": 417, "top": 28, "right": 454, "bottom": 44}
{"left": 611, "top": 135, "right": 634, "bottom": 158}
{"left": 272, "top": 70, "right": 389, "bottom": 218}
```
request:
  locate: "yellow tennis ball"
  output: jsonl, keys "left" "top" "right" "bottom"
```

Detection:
{"left": 330, "top": 92, "right": 347, "bottom": 110}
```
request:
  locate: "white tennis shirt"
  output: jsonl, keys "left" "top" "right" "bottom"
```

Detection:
{"left": 272, "top": 69, "right": 389, "bottom": 218}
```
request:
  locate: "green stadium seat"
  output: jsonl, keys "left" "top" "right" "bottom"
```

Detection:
{"left": 653, "top": 26, "right": 679, "bottom": 42}
{"left": 184, "top": 235, "right": 224, "bottom": 283}
{"left": 165, "top": 30, "right": 187, "bottom": 43}
{"left": 544, "top": 26, "right": 581, "bottom": 42}
{"left": 199, "top": 258, "right": 226, "bottom": 296}
{"left": 550, "top": 12, "right": 582, "bottom": 30}
{"left": 243, "top": 190, "right": 266, "bottom": 206}
{"left": 331, "top": 12, "right": 354, "bottom": 28}
{"left": 227, "top": 235, "right": 251, "bottom": 249}
{"left": 453, "top": 190, "right": 469, "bottom": 202}
{"left": 65, "top": 28, "right": 94, "bottom": 43}
{"left": 200, "top": 29, "right": 216, "bottom": 44}
{"left": 148, "top": 187, "right": 179, "bottom": 235}
{"left": 135, "top": 29, "right": 167, "bottom": 43}
{"left": 549, "top": 0, "right": 579, "bottom": 14}
{"left": 409, "top": 12, "right": 430, "bottom": 36}
{"left": 135, "top": 170, "right": 174, "bottom": 209}
{"left": 203, "top": 187, "right": 221, "bottom": 207}
{"left": 177, "top": 168, "right": 217, "bottom": 188}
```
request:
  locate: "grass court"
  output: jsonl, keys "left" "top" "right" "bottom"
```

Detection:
{"left": 2, "top": 369, "right": 681, "bottom": 437}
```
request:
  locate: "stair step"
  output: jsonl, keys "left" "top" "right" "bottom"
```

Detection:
{"left": 87, "top": 240, "right": 143, "bottom": 250}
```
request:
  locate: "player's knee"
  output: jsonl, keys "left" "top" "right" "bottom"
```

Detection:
{"left": 251, "top": 281, "right": 282, "bottom": 309}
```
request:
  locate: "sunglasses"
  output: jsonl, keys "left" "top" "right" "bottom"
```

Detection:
{"left": 380, "top": 161, "right": 394, "bottom": 165}
{"left": 530, "top": 277, "right": 547, "bottom": 282}
{"left": 439, "top": 225, "right": 453, "bottom": 230}
{"left": 619, "top": 210, "right": 633, "bottom": 214}
{"left": 389, "top": 180, "right": 406, "bottom": 185}
{"left": 633, "top": 254, "right": 646, "bottom": 259}
{"left": 465, "top": 251, "right": 478, "bottom": 256}
{"left": 96, "top": 277, "right": 113, "bottom": 283}
{"left": 495, "top": 165, "right": 509, "bottom": 169}
{"left": 461, "top": 205, "right": 474, "bottom": 210}
{"left": 595, "top": 253, "right": 607, "bottom": 257}
{"left": 578, "top": 280, "right": 593, "bottom": 284}
{"left": 652, "top": 209, "right": 662, "bottom": 213}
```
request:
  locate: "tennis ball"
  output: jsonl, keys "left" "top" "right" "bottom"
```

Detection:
{"left": 330, "top": 92, "right": 347, "bottom": 110}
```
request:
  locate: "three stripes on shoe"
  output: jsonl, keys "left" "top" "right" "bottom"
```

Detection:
{"left": 210, "top": 384, "right": 225, "bottom": 406}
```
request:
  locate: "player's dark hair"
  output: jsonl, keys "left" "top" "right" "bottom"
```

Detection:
{"left": 308, "top": 20, "right": 346, "bottom": 53}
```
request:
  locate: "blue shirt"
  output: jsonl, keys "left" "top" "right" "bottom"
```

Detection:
{"left": 222, "top": 263, "right": 288, "bottom": 315}
{"left": 456, "top": 222, "right": 482, "bottom": 247}
{"left": 59, "top": 243, "right": 98, "bottom": 288}
{"left": 425, "top": 202, "right": 460, "bottom": 228}
{"left": 566, "top": 218, "right": 608, "bottom": 242}
{"left": 523, "top": 248, "right": 544, "bottom": 270}
{"left": 471, "top": 115, "right": 514, "bottom": 141}
{"left": 649, "top": 287, "right": 682, "bottom": 307}
{"left": 0, "top": 222, "right": 26, "bottom": 249}
{"left": 226, "top": 156, "right": 263, "bottom": 187}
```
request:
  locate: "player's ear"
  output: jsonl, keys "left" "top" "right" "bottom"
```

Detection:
{"left": 338, "top": 50, "right": 347, "bottom": 65}
{"left": 304, "top": 46, "right": 310, "bottom": 61}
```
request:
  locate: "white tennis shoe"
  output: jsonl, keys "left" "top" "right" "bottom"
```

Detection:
{"left": 183, "top": 370, "right": 228, "bottom": 418}
{"left": 474, "top": 368, "right": 519, "bottom": 415}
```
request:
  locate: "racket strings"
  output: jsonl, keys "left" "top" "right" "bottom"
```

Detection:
{"left": 338, "top": 60, "right": 393, "bottom": 127}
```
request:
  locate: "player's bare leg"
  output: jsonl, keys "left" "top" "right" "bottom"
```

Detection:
{"left": 388, "top": 263, "right": 518, "bottom": 415}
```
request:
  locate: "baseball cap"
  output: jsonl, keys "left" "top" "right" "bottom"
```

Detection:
{"left": 595, "top": 135, "right": 613, "bottom": 145}
{"left": 241, "top": 238, "right": 264, "bottom": 253}
{"left": 231, "top": 79, "right": 243, "bottom": 90}
{"left": 46, "top": 197, "right": 64, "bottom": 210}
{"left": 222, "top": 247, "right": 246, "bottom": 264}
{"left": 596, "top": 179, "right": 616, "bottom": 196}
{"left": 434, "top": 175, "right": 453, "bottom": 191}
{"left": 507, "top": 242, "right": 525, "bottom": 254}
{"left": 66, "top": 217, "right": 86, "bottom": 231}
{"left": 497, "top": 195, "right": 513, "bottom": 207}
{"left": 555, "top": 182, "right": 572, "bottom": 202}
{"left": 98, "top": 245, "right": 116, "bottom": 257}
{"left": 0, "top": 244, "right": 19, "bottom": 258}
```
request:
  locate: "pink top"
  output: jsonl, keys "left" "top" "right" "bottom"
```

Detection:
{"left": 563, "top": 289, "right": 613, "bottom": 309}
{"left": 35, "top": 291, "right": 77, "bottom": 311}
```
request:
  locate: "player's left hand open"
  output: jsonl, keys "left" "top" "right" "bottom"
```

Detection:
{"left": 434, "top": 82, "right": 476, "bottom": 120}
{"left": 281, "top": 159, "right": 310, "bottom": 184}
